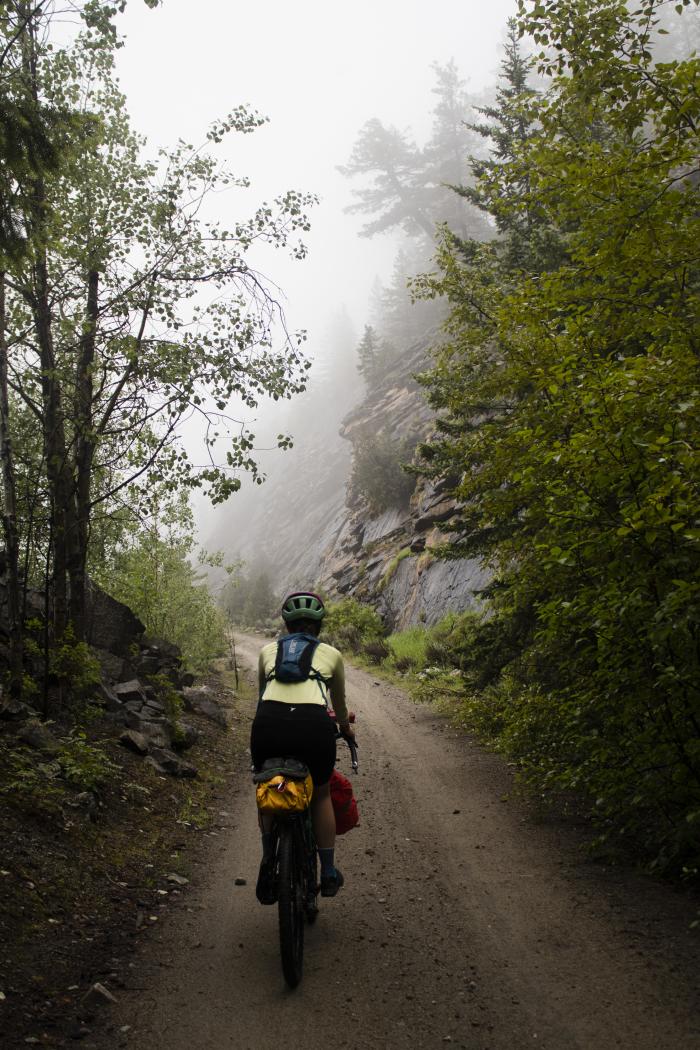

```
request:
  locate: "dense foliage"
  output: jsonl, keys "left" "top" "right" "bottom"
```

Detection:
{"left": 348, "top": 427, "right": 417, "bottom": 515}
{"left": 322, "top": 597, "right": 385, "bottom": 652}
{"left": 416, "top": 0, "right": 700, "bottom": 872}
{"left": 0, "top": 1, "right": 315, "bottom": 692}
{"left": 96, "top": 494, "right": 228, "bottom": 671}
{"left": 223, "top": 567, "right": 279, "bottom": 629}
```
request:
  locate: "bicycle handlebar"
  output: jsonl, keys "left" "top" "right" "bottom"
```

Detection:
{"left": 328, "top": 709, "right": 359, "bottom": 774}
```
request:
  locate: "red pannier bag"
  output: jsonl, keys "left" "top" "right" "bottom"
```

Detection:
{"left": 329, "top": 769, "right": 360, "bottom": 834}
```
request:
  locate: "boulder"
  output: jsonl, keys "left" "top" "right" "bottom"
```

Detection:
{"left": 172, "top": 721, "right": 198, "bottom": 751}
{"left": 84, "top": 580, "right": 144, "bottom": 659}
{"left": 91, "top": 682, "right": 122, "bottom": 712}
{"left": 138, "top": 721, "right": 172, "bottom": 750}
{"left": 140, "top": 635, "right": 182, "bottom": 662}
{"left": 135, "top": 654, "right": 161, "bottom": 676}
{"left": 146, "top": 748, "right": 197, "bottom": 778}
{"left": 123, "top": 709, "right": 172, "bottom": 747}
{"left": 141, "top": 699, "right": 165, "bottom": 717}
{"left": 18, "top": 719, "right": 61, "bottom": 755}
{"left": 182, "top": 686, "right": 226, "bottom": 727}
{"left": 113, "top": 680, "right": 148, "bottom": 705}
{"left": 119, "top": 730, "right": 150, "bottom": 755}
{"left": 92, "top": 647, "right": 132, "bottom": 684}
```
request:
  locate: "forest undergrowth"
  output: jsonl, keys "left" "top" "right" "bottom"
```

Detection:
{"left": 323, "top": 597, "right": 700, "bottom": 892}
{"left": 0, "top": 662, "right": 249, "bottom": 1048}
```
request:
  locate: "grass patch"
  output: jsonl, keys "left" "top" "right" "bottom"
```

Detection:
{"left": 379, "top": 547, "right": 412, "bottom": 590}
{"left": 385, "top": 625, "right": 430, "bottom": 673}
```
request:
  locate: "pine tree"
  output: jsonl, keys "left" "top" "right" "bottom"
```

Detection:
{"left": 462, "top": 18, "right": 563, "bottom": 273}
{"left": 423, "top": 60, "right": 490, "bottom": 242}
{"left": 356, "top": 324, "right": 381, "bottom": 382}
{"left": 338, "top": 119, "right": 433, "bottom": 238}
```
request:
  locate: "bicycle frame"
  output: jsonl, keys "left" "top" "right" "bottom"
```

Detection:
{"left": 255, "top": 735, "right": 357, "bottom": 989}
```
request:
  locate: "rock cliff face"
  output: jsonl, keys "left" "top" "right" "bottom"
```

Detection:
{"left": 204, "top": 335, "right": 487, "bottom": 630}
{"left": 316, "top": 341, "right": 488, "bottom": 630}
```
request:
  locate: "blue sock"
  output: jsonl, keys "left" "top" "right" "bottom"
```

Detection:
{"left": 318, "top": 848, "right": 336, "bottom": 878}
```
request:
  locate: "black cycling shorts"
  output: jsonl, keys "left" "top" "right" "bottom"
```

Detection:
{"left": 250, "top": 701, "right": 336, "bottom": 786}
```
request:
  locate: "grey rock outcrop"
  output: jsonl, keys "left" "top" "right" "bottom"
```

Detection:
{"left": 84, "top": 581, "right": 145, "bottom": 659}
{"left": 315, "top": 341, "right": 488, "bottom": 629}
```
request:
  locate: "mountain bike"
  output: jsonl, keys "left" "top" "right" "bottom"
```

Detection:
{"left": 254, "top": 726, "right": 358, "bottom": 989}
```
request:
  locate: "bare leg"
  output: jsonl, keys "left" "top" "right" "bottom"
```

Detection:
{"left": 311, "top": 782, "right": 335, "bottom": 849}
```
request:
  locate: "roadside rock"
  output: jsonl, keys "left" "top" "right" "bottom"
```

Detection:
{"left": 91, "top": 647, "right": 132, "bottom": 685}
{"left": 136, "top": 635, "right": 186, "bottom": 688}
{"left": 146, "top": 748, "right": 197, "bottom": 778}
{"left": 84, "top": 582, "right": 144, "bottom": 659}
{"left": 182, "top": 687, "right": 227, "bottom": 727}
{"left": 138, "top": 721, "right": 172, "bottom": 750}
{"left": 165, "top": 872, "right": 189, "bottom": 886}
{"left": 113, "top": 680, "right": 148, "bottom": 706}
{"left": 122, "top": 710, "right": 173, "bottom": 748}
{"left": 119, "top": 730, "right": 150, "bottom": 755}
{"left": 172, "top": 722, "right": 198, "bottom": 751}
{"left": 92, "top": 682, "right": 122, "bottom": 712}
{"left": 18, "top": 719, "right": 61, "bottom": 755}
{"left": 81, "top": 982, "right": 117, "bottom": 1009}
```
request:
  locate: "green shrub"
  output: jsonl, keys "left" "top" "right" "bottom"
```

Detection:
{"left": 52, "top": 629, "right": 102, "bottom": 696}
{"left": 323, "top": 598, "right": 385, "bottom": 650}
{"left": 361, "top": 638, "right": 390, "bottom": 664}
{"left": 146, "top": 672, "right": 184, "bottom": 724}
{"left": 385, "top": 625, "right": 430, "bottom": 673}
{"left": 57, "top": 731, "right": 118, "bottom": 792}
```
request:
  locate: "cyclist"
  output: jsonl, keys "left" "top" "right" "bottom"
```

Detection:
{"left": 251, "top": 591, "right": 355, "bottom": 903}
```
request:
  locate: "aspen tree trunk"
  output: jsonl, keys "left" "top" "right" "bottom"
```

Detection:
{"left": 0, "top": 272, "right": 24, "bottom": 696}
{"left": 22, "top": 3, "right": 76, "bottom": 639}
{"left": 68, "top": 268, "right": 99, "bottom": 639}
{"left": 33, "top": 252, "right": 73, "bottom": 638}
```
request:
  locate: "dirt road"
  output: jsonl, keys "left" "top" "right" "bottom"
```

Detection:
{"left": 99, "top": 632, "right": 699, "bottom": 1050}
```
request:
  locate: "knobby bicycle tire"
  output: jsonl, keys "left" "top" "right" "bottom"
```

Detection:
{"left": 304, "top": 846, "right": 318, "bottom": 925}
{"left": 277, "top": 820, "right": 304, "bottom": 988}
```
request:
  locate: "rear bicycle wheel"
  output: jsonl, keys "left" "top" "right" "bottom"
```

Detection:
{"left": 304, "top": 846, "right": 319, "bottom": 925}
{"left": 277, "top": 821, "right": 304, "bottom": 988}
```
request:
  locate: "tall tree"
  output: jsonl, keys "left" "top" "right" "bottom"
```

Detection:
{"left": 461, "top": 18, "right": 561, "bottom": 273}
{"left": 417, "top": 0, "right": 700, "bottom": 868}
{"left": 1, "top": 2, "right": 317, "bottom": 649}
{"left": 423, "top": 59, "right": 490, "bottom": 241}
{"left": 338, "top": 118, "right": 433, "bottom": 238}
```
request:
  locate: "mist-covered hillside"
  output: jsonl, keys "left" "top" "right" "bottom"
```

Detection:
{"left": 202, "top": 309, "right": 362, "bottom": 591}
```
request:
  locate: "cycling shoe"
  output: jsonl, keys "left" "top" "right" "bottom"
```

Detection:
{"left": 320, "top": 867, "right": 344, "bottom": 897}
{"left": 255, "top": 857, "right": 277, "bottom": 905}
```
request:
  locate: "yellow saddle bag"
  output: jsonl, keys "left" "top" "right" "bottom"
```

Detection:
{"left": 254, "top": 758, "right": 313, "bottom": 814}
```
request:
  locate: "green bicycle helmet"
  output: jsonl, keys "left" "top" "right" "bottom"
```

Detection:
{"left": 281, "top": 591, "right": 326, "bottom": 623}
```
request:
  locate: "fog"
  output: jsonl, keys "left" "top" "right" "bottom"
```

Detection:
{"left": 113, "top": 0, "right": 518, "bottom": 571}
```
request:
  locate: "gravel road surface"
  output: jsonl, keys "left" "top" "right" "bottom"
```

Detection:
{"left": 99, "top": 632, "right": 700, "bottom": 1050}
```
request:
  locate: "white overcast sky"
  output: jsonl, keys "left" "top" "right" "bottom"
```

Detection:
{"left": 112, "top": 0, "right": 517, "bottom": 539}
{"left": 115, "top": 0, "right": 517, "bottom": 340}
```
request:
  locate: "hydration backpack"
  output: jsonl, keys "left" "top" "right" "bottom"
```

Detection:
{"left": 270, "top": 632, "right": 321, "bottom": 685}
